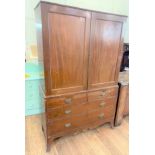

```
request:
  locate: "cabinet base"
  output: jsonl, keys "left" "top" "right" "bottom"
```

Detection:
{"left": 44, "top": 120, "right": 114, "bottom": 152}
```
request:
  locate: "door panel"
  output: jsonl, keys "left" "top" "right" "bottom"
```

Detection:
{"left": 47, "top": 8, "right": 91, "bottom": 94}
{"left": 88, "top": 13, "right": 123, "bottom": 89}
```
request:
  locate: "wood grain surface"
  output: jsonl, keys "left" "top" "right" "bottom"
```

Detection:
{"left": 35, "top": 2, "right": 127, "bottom": 152}
{"left": 88, "top": 12, "right": 123, "bottom": 90}
{"left": 115, "top": 71, "right": 129, "bottom": 126}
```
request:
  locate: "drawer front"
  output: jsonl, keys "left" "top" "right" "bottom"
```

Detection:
{"left": 87, "top": 97, "right": 117, "bottom": 112}
{"left": 88, "top": 87, "right": 118, "bottom": 101}
{"left": 46, "top": 93, "right": 87, "bottom": 108}
{"left": 48, "top": 114, "right": 88, "bottom": 135}
{"left": 47, "top": 103, "right": 87, "bottom": 120}
{"left": 87, "top": 105, "right": 115, "bottom": 123}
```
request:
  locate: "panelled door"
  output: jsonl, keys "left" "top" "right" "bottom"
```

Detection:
{"left": 42, "top": 4, "right": 91, "bottom": 95}
{"left": 88, "top": 12, "right": 124, "bottom": 89}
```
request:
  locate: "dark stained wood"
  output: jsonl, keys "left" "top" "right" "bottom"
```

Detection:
{"left": 35, "top": 5, "right": 45, "bottom": 91}
{"left": 88, "top": 12, "right": 123, "bottom": 90}
{"left": 115, "top": 72, "right": 129, "bottom": 126}
{"left": 35, "top": 5, "right": 43, "bottom": 63}
{"left": 35, "top": 1, "right": 127, "bottom": 152}
{"left": 88, "top": 107, "right": 114, "bottom": 123}
{"left": 47, "top": 95, "right": 117, "bottom": 121}
{"left": 48, "top": 13, "right": 89, "bottom": 94}
{"left": 47, "top": 103, "right": 87, "bottom": 120}
{"left": 39, "top": 4, "right": 51, "bottom": 96}
{"left": 46, "top": 93, "right": 87, "bottom": 108}
{"left": 40, "top": 2, "right": 91, "bottom": 95}
{"left": 47, "top": 113, "right": 88, "bottom": 135}
{"left": 47, "top": 102, "right": 116, "bottom": 136}
{"left": 35, "top": 6, "right": 47, "bottom": 145}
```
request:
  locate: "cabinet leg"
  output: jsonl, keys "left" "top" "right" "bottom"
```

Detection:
{"left": 46, "top": 144, "right": 51, "bottom": 152}
{"left": 46, "top": 138, "right": 54, "bottom": 152}
{"left": 110, "top": 121, "right": 114, "bottom": 129}
{"left": 42, "top": 125, "right": 44, "bottom": 132}
{"left": 115, "top": 120, "right": 122, "bottom": 126}
{"left": 115, "top": 116, "right": 123, "bottom": 126}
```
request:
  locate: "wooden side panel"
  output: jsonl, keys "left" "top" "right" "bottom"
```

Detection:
{"left": 123, "top": 88, "right": 129, "bottom": 115}
{"left": 35, "top": 4, "right": 46, "bottom": 138}
{"left": 35, "top": 5, "right": 43, "bottom": 62}
{"left": 115, "top": 84, "right": 129, "bottom": 126}
{"left": 88, "top": 12, "right": 123, "bottom": 89}
{"left": 35, "top": 4, "right": 45, "bottom": 91}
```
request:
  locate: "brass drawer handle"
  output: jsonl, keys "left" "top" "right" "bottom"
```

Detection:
{"left": 64, "top": 98, "right": 72, "bottom": 104}
{"left": 100, "top": 92, "right": 106, "bottom": 96}
{"left": 64, "top": 110, "right": 71, "bottom": 114}
{"left": 98, "top": 113, "right": 104, "bottom": 119}
{"left": 65, "top": 123, "right": 71, "bottom": 128}
{"left": 100, "top": 90, "right": 107, "bottom": 96}
{"left": 99, "top": 102, "right": 105, "bottom": 107}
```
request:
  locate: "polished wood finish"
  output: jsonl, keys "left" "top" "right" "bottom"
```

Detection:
{"left": 115, "top": 71, "right": 129, "bottom": 126}
{"left": 88, "top": 12, "right": 123, "bottom": 89}
{"left": 46, "top": 93, "right": 87, "bottom": 108}
{"left": 26, "top": 114, "right": 129, "bottom": 155}
{"left": 47, "top": 103, "right": 87, "bottom": 120}
{"left": 39, "top": 2, "right": 91, "bottom": 95}
{"left": 88, "top": 106, "right": 114, "bottom": 123}
{"left": 48, "top": 12, "right": 90, "bottom": 94}
{"left": 35, "top": 1, "right": 126, "bottom": 152}
{"left": 35, "top": 5, "right": 43, "bottom": 63}
{"left": 47, "top": 113, "right": 88, "bottom": 135}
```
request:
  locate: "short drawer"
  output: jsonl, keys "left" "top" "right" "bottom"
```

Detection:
{"left": 47, "top": 114, "right": 88, "bottom": 135}
{"left": 47, "top": 103, "right": 87, "bottom": 120}
{"left": 88, "top": 87, "right": 118, "bottom": 101}
{"left": 87, "top": 97, "right": 117, "bottom": 112}
{"left": 87, "top": 105, "right": 115, "bottom": 123}
{"left": 46, "top": 93, "right": 87, "bottom": 108}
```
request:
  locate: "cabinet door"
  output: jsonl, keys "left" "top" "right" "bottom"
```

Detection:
{"left": 41, "top": 4, "right": 91, "bottom": 95}
{"left": 88, "top": 12, "right": 125, "bottom": 89}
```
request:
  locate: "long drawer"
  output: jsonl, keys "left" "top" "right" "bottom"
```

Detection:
{"left": 47, "top": 103, "right": 87, "bottom": 120}
{"left": 47, "top": 113, "right": 88, "bottom": 135}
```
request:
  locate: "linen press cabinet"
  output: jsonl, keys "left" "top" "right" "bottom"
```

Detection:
{"left": 35, "top": 1, "right": 127, "bottom": 151}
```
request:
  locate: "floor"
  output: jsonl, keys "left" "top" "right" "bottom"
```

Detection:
{"left": 25, "top": 114, "right": 129, "bottom": 155}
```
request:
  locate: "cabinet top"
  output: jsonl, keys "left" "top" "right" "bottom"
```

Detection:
{"left": 35, "top": 1, "right": 127, "bottom": 20}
